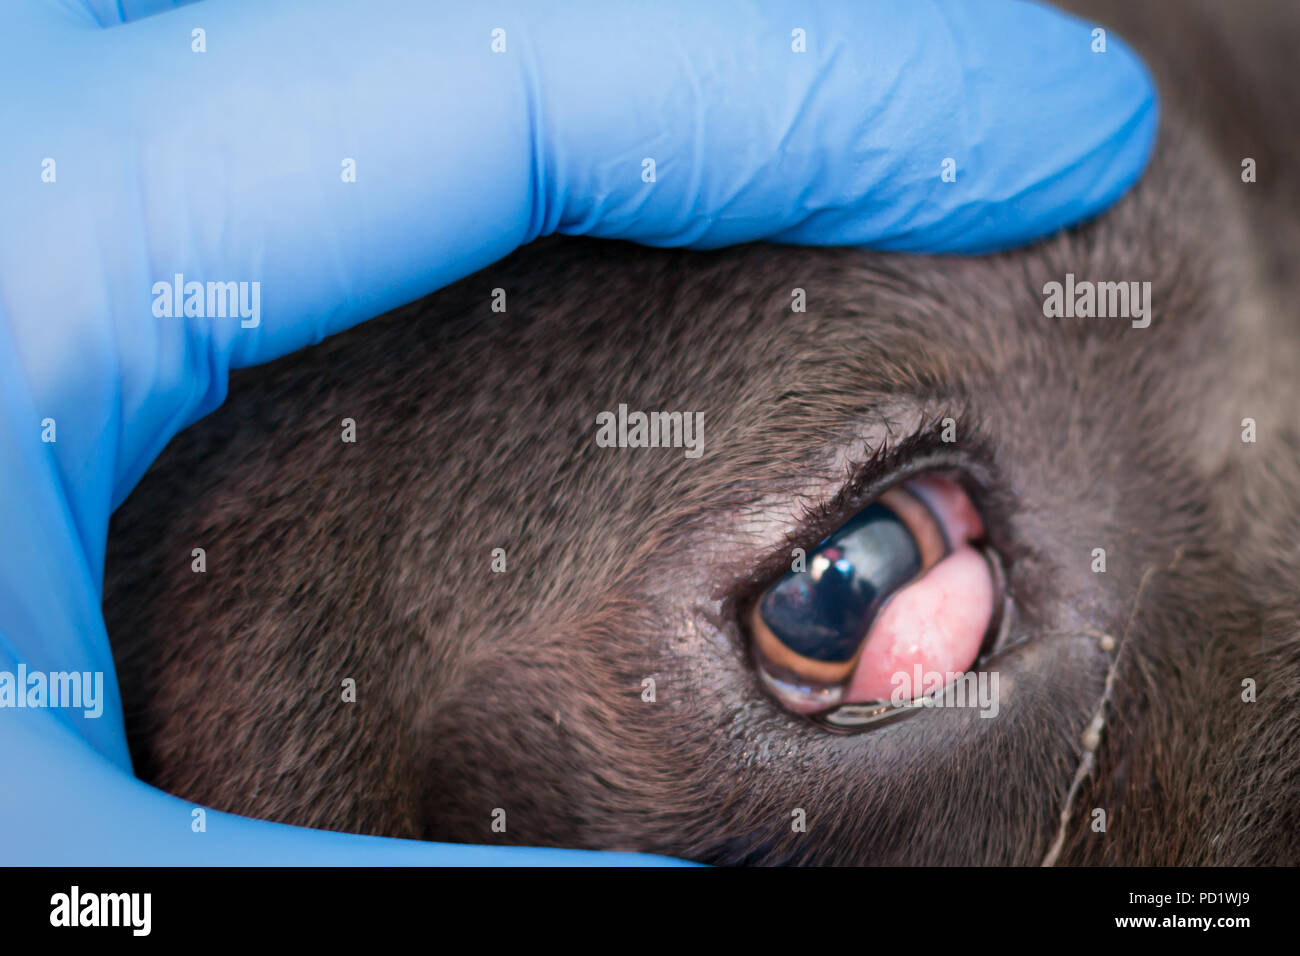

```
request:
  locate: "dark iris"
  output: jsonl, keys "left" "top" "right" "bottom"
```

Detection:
{"left": 758, "top": 503, "right": 921, "bottom": 663}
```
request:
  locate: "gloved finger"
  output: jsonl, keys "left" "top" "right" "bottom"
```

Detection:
{"left": 0, "top": 0, "right": 1157, "bottom": 868}
{"left": 76, "top": 0, "right": 202, "bottom": 27}
{"left": 1, "top": 0, "right": 1157, "bottom": 514}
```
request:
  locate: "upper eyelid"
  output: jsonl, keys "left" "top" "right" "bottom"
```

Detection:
{"left": 793, "top": 412, "right": 989, "bottom": 549}
{"left": 717, "top": 410, "right": 993, "bottom": 605}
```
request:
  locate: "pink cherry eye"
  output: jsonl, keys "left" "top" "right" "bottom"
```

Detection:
{"left": 748, "top": 472, "right": 1002, "bottom": 725}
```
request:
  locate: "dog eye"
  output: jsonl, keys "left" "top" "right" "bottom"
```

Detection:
{"left": 747, "top": 474, "right": 1000, "bottom": 721}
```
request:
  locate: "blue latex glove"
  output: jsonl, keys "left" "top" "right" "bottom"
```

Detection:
{"left": 0, "top": 0, "right": 1156, "bottom": 865}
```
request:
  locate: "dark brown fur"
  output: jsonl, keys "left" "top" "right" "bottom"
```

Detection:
{"left": 103, "top": 0, "right": 1300, "bottom": 864}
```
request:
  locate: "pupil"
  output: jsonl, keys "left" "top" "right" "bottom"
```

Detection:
{"left": 758, "top": 502, "right": 921, "bottom": 663}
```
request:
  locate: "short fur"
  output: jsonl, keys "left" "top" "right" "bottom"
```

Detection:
{"left": 103, "top": 0, "right": 1300, "bottom": 864}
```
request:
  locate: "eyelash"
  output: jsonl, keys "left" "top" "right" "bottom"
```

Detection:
{"left": 729, "top": 412, "right": 999, "bottom": 610}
